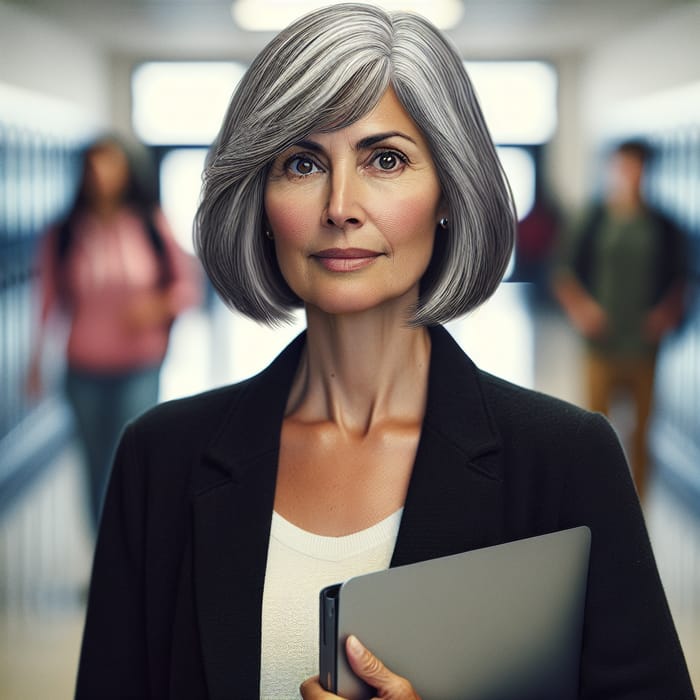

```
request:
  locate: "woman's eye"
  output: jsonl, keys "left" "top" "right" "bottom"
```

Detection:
{"left": 372, "top": 151, "right": 406, "bottom": 172}
{"left": 286, "top": 156, "right": 320, "bottom": 176}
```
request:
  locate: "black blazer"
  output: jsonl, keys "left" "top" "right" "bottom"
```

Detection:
{"left": 75, "top": 325, "right": 694, "bottom": 699}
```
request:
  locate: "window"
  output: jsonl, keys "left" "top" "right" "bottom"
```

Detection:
{"left": 132, "top": 61, "right": 246, "bottom": 145}
{"left": 465, "top": 61, "right": 557, "bottom": 145}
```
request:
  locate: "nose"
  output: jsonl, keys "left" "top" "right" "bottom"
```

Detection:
{"left": 323, "top": 165, "right": 364, "bottom": 231}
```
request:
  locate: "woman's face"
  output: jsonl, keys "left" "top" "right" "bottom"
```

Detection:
{"left": 84, "top": 143, "right": 130, "bottom": 203}
{"left": 264, "top": 87, "right": 445, "bottom": 317}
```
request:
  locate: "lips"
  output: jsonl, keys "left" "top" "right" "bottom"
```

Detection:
{"left": 311, "top": 248, "right": 382, "bottom": 272}
{"left": 313, "top": 248, "right": 380, "bottom": 259}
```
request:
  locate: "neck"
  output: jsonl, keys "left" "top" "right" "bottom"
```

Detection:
{"left": 607, "top": 190, "right": 644, "bottom": 217}
{"left": 90, "top": 197, "right": 123, "bottom": 220}
{"left": 286, "top": 304, "right": 431, "bottom": 436}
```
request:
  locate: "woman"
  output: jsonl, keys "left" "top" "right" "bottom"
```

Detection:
{"left": 75, "top": 6, "right": 693, "bottom": 699}
{"left": 28, "top": 136, "right": 201, "bottom": 534}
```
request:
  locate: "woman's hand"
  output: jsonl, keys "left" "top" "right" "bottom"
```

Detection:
{"left": 299, "top": 635, "right": 422, "bottom": 700}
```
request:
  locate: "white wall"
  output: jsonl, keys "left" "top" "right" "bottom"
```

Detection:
{"left": 545, "top": 3, "right": 700, "bottom": 213}
{"left": 0, "top": 1, "right": 110, "bottom": 128}
{"left": 578, "top": 3, "right": 700, "bottom": 195}
{"left": 581, "top": 3, "right": 700, "bottom": 135}
{"left": 109, "top": 55, "right": 140, "bottom": 139}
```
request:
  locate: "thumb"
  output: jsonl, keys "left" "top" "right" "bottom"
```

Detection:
{"left": 345, "top": 635, "right": 393, "bottom": 688}
{"left": 345, "top": 635, "right": 420, "bottom": 699}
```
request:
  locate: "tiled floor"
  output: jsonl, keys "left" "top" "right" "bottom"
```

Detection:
{"left": 1, "top": 289, "right": 698, "bottom": 698}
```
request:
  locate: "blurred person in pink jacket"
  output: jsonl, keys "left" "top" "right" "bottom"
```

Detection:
{"left": 27, "top": 135, "right": 201, "bottom": 534}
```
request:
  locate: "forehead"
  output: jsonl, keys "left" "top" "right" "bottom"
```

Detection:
{"left": 612, "top": 150, "right": 644, "bottom": 167}
{"left": 310, "top": 87, "right": 430, "bottom": 148}
{"left": 90, "top": 143, "right": 127, "bottom": 163}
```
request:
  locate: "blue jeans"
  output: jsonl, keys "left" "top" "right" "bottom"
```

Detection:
{"left": 65, "top": 364, "right": 161, "bottom": 534}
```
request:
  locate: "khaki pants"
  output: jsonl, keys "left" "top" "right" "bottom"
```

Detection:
{"left": 585, "top": 350, "right": 657, "bottom": 500}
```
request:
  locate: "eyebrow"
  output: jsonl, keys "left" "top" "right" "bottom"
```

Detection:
{"left": 295, "top": 131, "right": 417, "bottom": 154}
{"left": 356, "top": 131, "right": 417, "bottom": 149}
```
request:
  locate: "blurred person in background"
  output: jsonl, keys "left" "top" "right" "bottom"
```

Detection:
{"left": 27, "top": 135, "right": 201, "bottom": 535}
{"left": 552, "top": 139, "right": 686, "bottom": 501}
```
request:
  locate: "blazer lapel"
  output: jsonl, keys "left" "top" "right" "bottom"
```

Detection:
{"left": 392, "top": 325, "right": 505, "bottom": 567}
{"left": 191, "top": 334, "right": 305, "bottom": 699}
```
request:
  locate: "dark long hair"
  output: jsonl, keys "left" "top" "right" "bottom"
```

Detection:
{"left": 57, "top": 135, "right": 162, "bottom": 262}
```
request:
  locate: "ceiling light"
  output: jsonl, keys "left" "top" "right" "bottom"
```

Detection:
{"left": 231, "top": 0, "right": 464, "bottom": 31}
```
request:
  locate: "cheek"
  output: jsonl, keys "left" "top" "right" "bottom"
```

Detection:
{"left": 377, "top": 191, "right": 440, "bottom": 246}
{"left": 405, "top": 192, "right": 440, "bottom": 225}
{"left": 265, "top": 190, "right": 315, "bottom": 243}
{"left": 264, "top": 189, "right": 314, "bottom": 291}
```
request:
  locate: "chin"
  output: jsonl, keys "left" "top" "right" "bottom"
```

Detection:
{"left": 290, "top": 272, "right": 422, "bottom": 318}
{"left": 305, "top": 288, "right": 418, "bottom": 319}
{"left": 309, "top": 299, "right": 382, "bottom": 317}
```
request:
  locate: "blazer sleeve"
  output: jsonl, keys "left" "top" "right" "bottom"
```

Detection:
{"left": 75, "top": 422, "right": 149, "bottom": 699}
{"left": 559, "top": 412, "right": 695, "bottom": 699}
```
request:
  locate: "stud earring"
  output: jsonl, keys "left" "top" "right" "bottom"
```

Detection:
{"left": 265, "top": 229, "right": 274, "bottom": 240}
{"left": 439, "top": 217, "right": 448, "bottom": 230}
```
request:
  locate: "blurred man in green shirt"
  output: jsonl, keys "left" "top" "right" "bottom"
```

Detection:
{"left": 553, "top": 140, "right": 686, "bottom": 500}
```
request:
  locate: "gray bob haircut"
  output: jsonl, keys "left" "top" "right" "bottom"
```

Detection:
{"left": 194, "top": 2, "right": 515, "bottom": 326}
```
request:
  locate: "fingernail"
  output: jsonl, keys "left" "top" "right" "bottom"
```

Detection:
{"left": 347, "top": 634, "right": 364, "bottom": 654}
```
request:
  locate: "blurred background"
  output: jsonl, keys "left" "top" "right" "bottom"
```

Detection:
{"left": 0, "top": 0, "right": 699, "bottom": 696}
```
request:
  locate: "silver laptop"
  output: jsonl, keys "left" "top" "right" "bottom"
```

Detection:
{"left": 320, "top": 526, "right": 591, "bottom": 700}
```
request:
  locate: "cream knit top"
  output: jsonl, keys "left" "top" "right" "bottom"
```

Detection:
{"left": 259, "top": 509, "right": 403, "bottom": 699}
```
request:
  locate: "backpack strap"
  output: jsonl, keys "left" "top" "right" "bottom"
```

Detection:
{"left": 571, "top": 204, "right": 605, "bottom": 293}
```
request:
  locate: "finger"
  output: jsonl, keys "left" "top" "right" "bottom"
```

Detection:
{"left": 299, "top": 674, "right": 337, "bottom": 699}
{"left": 345, "top": 635, "right": 420, "bottom": 699}
{"left": 346, "top": 635, "right": 392, "bottom": 686}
